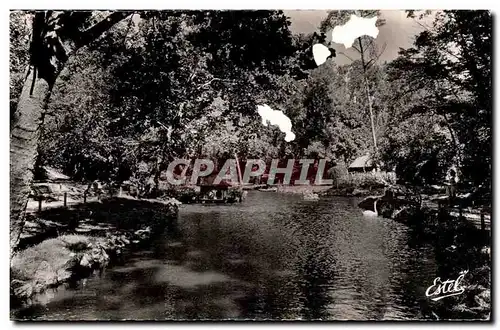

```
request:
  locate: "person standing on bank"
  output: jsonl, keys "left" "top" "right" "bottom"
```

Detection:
{"left": 446, "top": 167, "right": 459, "bottom": 204}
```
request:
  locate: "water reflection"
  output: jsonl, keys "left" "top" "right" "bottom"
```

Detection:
{"left": 16, "top": 191, "right": 438, "bottom": 320}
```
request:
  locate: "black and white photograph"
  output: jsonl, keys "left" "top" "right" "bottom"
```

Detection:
{"left": 8, "top": 7, "right": 492, "bottom": 321}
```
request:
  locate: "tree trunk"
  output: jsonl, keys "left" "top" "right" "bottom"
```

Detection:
{"left": 9, "top": 11, "right": 131, "bottom": 256}
{"left": 357, "top": 37, "right": 378, "bottom": 157}
{"left": 10, "top": 68, "right": 50, "bottom": 256}
{"left": 364, "top": 76, "right": 378, "bottom": 153}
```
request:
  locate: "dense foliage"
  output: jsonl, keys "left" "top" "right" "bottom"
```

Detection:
{"left": 384, "top": 10, "right": 492, "bottom": 187}
{"left": 10, "top": 10, "right": 492, "bottom": 192}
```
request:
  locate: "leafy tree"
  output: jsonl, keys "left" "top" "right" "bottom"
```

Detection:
{"left": 380, "top": 112, "right": 455, "bottom": 184}
{"left": 10, "top": 10, "right": 130, "bottom": 254}
{"left": 387, "top": 10, "right": 492, "bottom": 186}
{"left": 10, "top": 11, "right": 31, "bottom": 120}
{"left": 320, "top": 10, "right": 387, "bottom": 158}
{"left": 38, "top": 11, "right": 313, "bottom": 190}
{"left": 284, "top": 58, "right": 384, "bottom": 164}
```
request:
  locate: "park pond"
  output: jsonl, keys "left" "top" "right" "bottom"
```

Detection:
{"left": 14, "top": 191, "right": 456, "bottom": 320}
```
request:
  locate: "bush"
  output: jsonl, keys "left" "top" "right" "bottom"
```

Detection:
{"left": 327, "top": 163, "right": 349, "bottom": 187}
{"left": 337, "top": 171, "right": 395, "bottom": 189}
{"left": 163, "top": 185, "right": 199, "bottom": 203}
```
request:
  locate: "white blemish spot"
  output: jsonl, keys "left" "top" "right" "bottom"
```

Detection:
{"left": 257, "top": 104, "right": 295, "bottom": 142}
{"left": 331, "top": 14, "right": 379, "bottom": 49}
{"left": 312, "top": 44, "right": 332, "bottom": 66}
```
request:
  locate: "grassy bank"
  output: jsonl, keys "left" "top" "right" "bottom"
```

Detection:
{"left": 160, "top": 185, "right": 244, "bottom": 203}
{"left": 275, "top": 185, "right": 332, "bottom": 194}
{"left": 12, "top": 234, "right": 113, "bottom": 306}
{"left": 324, "top": 171, "right": 393, "bottom": 197}
{"left": 11, "top": 196, "right": 180, "bottom": 308}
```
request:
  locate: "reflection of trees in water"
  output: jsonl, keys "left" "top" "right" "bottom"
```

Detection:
{"left": 288, "top": 203, "right": 336, "bottom": 320}
{"left": 176, "top": 195, "right": 487, "bottom": 320}
{"left": 393, "top": 230, "right": 437, "bottom": 320}
{"left": 298, "top": 249, "right": 334, "bottom": 320}
{"left": 216, "top": 200, "right": 340, "bottom": 320}
{"left": 175, "top": 206, "right": 302, "bottom": 319}
{"left": 430, "top": 214, "right": 490, "bottom": 319}
{"left": 285, "top": 201, "right": 399, "bottom": 320}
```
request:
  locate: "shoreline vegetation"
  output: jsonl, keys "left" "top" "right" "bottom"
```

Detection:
{"left": 404, "top": 208, "right": 491, "bottom": 320}
{"left": 10, "top": 196, "right": 180, "bottom": 310}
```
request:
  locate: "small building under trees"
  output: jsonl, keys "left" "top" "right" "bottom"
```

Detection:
{"left": 38, "top": 166, "right": 70, "bottom": 182}
{"left": 348, "top": 154, "right": 374, "bottom": 173}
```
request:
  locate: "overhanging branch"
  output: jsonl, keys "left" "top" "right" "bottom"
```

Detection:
{"left": 75, "top": 11, "right": 133, "bottom": 49}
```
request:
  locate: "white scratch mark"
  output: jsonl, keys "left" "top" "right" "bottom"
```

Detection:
{"left": 312, "top": 44, "right": 332, "bottom": 66}
{"left": 257, "top": 104, "right": 295, "bottom": 142}
{"left": 331, "top": 14, "right": 379, "bottom": 49}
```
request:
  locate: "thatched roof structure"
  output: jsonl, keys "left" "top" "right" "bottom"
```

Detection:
{"left": 41, "top": 167, "right": 70, "bottom": 181}
{"left": 348, "top": 154, "right": 373, "bottom": 171}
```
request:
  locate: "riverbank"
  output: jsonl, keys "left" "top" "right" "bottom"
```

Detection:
{"left": 393, "top": 206, "right": 491, "bottom": 320}
{"left": 242, "top": 184, "right": 364, "bottom": 195}
{"left": 354, "top": 185, "right": 491, "bottom": 320}
{"left": 275, "top": 185, "right": 333, "bottom": 194}
{"left": 424, "top": 209, "right": 490, "bottom": 320}
{"left": 162, "top": 185, "right": 244, "bottom": 204}
{"left": 323, "top": 186, "right": 385, "bottom": 197}
{"left": 11, "top": 196, "right": 180, "bottom": 309}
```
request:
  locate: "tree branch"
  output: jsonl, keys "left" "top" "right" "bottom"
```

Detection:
{"left": 122, "top": 13, "right": 135, "bottom": 46}
{"left": 75, "top": 11, "right": 133, "bottom": 49}
{"left": 366, "top": 42, "right": 387, "bottom": 69}
{"left": 339, "top": 52, "right": 355, "bottom": 62}
{"left": 196, "top": 78, "right": 236, "bottom": 90}
{"left": 351, "top": 44, "right": 361, "bottom": 54}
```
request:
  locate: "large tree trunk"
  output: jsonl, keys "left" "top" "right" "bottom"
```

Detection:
{"left": 10, "top": 68, "right": 50, "bottom": 256}
{"left": 357, "top": 37, "right": 378, "bottom": 156}
{"left": 9, "top": 11, "right": 131, "bottom": 256}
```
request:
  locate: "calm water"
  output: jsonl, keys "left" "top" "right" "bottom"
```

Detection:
{"left": 17, "top": 191, "right": 439, "bottom": 321}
